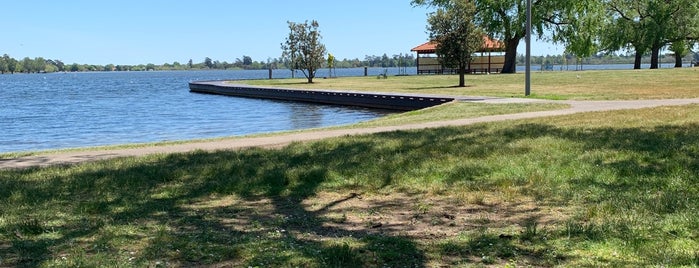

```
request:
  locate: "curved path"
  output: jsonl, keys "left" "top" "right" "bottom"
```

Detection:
{"left": 2, "top": 98, "right": 699, "bottom": 169}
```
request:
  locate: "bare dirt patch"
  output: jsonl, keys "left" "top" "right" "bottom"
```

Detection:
{"left": 184, "top": 191, "right": 569, "bottom": 242}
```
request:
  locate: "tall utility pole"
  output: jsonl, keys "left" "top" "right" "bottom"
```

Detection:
{"left": 525, "top": 0, "right": 532, "bottom": 96}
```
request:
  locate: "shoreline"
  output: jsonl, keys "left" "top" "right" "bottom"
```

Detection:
{"left": 3, "top": 98, "right": 699, "bottom": 169}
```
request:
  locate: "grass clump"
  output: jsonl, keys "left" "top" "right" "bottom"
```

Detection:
{"left": 2, "top": 105, "right": 699, "bottom": 266}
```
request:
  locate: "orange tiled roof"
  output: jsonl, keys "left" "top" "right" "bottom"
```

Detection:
{"left": 411, "top": 36, "right": 505, "bottom": 53}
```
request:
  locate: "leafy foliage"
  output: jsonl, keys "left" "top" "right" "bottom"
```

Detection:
{"left": 414, "top": 0, "right": 605, "bottom": 74}
{"left": 413, "top": 0, "right": 699, "bottom": 71}
{"left": 426, "top": 0, "right": 484, "bottom": 87}
{"left": 605, "top": 0, "right": 699, "bottom": 69}
{"left": 281, "top": 20, "right": 327, "bottom": 83}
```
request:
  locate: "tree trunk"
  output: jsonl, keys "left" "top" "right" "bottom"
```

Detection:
{"left": 675, "top": 53, "right": 684, "bottom": 68}
{"left": 501, "top": 38, "right": 521, "bottom": 74}
{"left": 650, "top": 46, "right": 661, "bottom": 69}
{"left": 634, "top": 51, "right": 643, "bottom": 69}
{"left": 458, "top": 65, "right": 466, "bottom": 87}
{"left": 307, "top": 68, "right": 315, "bottom": 83}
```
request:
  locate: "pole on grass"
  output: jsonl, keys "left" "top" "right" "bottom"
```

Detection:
{"left": 525, "top": 0, "right": 532, "bottom": 96}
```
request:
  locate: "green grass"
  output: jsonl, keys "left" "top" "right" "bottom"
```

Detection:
{"left": 348, "top": 101, "right": 570, "bottom": 127}
{"left": 2, "top": 104, "right": 699, "bottom": 267}
{"left": 244, "top": 68, "right": 699, "bottom": 100}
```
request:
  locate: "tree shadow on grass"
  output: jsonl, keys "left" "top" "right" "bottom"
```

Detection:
{"left": 2, "top": 120, "right": 699, "bottom": 266}
{"left": 0, "top": 136, "right": 433, "bottom": 266}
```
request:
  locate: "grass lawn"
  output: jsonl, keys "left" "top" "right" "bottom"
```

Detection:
{"left": 344, "top": 101, "right": 570, "bottom": 128}
{"left": 244, "top": 68, "right": 699, "bottom": 100}
{"left": 2, "top": 102, "right": 699, "bottom": 267}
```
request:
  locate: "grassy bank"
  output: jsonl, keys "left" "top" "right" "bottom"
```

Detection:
{"left": 244, "top": 68, "right": 699, "bottom": 100}
{"left": 2, "top": 103, "right": 699, "bottom": 267}
{"left": 346, "top": 101, "right": 569, "bottom": 128}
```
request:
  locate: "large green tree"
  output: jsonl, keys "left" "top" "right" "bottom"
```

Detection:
{"left": 413, "top": 0, "right": 598, "bottom": 74}
{"left": 600, "top": 5, "right": 647, "bottom": 69}
{"left": 551, "top": 0, "right": 606, "bottom": 70}
{"left": 670, "top": 40, "right": 691, "bottom": 68}
{"left": 605, "top": 0, "right": 699, "bottom": 69}
{"left": 281, "top": 20, "right": 327, "bottom": 83}
{"left": 427, "top": 0, "right": 484, "bottom": 87}
{"left": 204, "top": 57, "right": 213, "bottom": 69}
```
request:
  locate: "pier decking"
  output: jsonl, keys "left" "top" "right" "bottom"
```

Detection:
{"left": 188, "top": 81, "right": 456, "bottom": 111}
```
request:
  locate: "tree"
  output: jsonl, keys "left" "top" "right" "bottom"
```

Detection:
{"left": 0, "top": 54, "right": 9, "bottom": 74}
{"left": 413, "top": 0, "right": 604, "bottom": 73}
{"left": 53, "top": 59, "right": 65, "bottom": 72}
{"left": 600, "top": 4, "right": 648, "bottom": 69}
{"left": 553, "top": 0, "right": 606, "bottom": 70}
{"left": 427, "top": 0, "right": 484, "bottom": 87}
{"left": 7, "top": 57, "right": 18, "bottom": 74}
{"left": 242, "top": 55, "right": 253, "bottom": 66}
{"left": 280, "top": 38, "right": 297, "bottom": 78}
{"left": 21, "top": 57, "right": 33, "bottom": 73}
{"left": 327, "top": 53, "right": 336, "bottom": 77}
{"left": 381, "top": 53, "right": 390, "bottom": 67}
{"left": 670, "top": 40, "right": 691, "bottom": 68}
{"left": 204, "top": 57, "right": 213, "bottom": 69}
{"left": 605, "top": 0, "right": 699, "bottom": 69}
{"left": 281, "top": 20, "right": 327, "bottom": 83}
{"left": 70, "top": 63, "right": 80, "bottom": 72}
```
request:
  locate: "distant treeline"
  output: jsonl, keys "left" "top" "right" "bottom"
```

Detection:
{"left": 0, "top": 53, "right": 417, "bottom": 74}
{"left": 519, "top": 52, "right": 698, "bottom": 66}
{"left": 3, "top": 52, "right": 696, "bottom": 74}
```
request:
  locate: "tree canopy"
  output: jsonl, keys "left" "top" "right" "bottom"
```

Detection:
{"left": 427, "top": 0, "right": 484, "bottom": 87}
{"left": 281, "top": 20, "right": 327, "bottom": 83}
{"left": 413, "top": 0, "right": 699, "bottom": 71}
{"left": 603, "top": 0, "right": 699, "bottom": 69}
{"left": 413, "top": 0, "right": 593, "bottom": 73}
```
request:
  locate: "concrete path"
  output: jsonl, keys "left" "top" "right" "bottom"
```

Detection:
{"left": 2, "top": 98, "right": 699, "bottom": 169}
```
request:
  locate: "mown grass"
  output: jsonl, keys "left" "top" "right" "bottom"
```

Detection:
{"left": 348, "top": 101, "right": 569, "bottom": 128}
{"left": 2, "top": 104, "right": 699, "bottom": 267}
{"left": 244, "top": 68, "right": 699, "bottom": 100}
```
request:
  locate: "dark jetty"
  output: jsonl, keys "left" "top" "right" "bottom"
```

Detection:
{"left": 189, "top": 80, "right": 456, "bottom": 111}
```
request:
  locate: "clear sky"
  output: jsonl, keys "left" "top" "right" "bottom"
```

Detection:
{"left": 3, "top": 0, "right": 562, "bottom": 65}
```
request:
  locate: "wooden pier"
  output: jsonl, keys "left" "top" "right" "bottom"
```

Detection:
{"left": 189, "top": 81, "right": 456, "bottom": 111}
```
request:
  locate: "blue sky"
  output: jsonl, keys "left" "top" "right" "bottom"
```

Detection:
{"left": 4, "top": 0, "right": 562, "bottom": 65}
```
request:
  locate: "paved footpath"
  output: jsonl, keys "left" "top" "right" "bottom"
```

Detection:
{"left": 2, "top": 98, "right": 699, "bottom": 169}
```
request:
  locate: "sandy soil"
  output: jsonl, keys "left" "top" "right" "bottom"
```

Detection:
{"left": 2, "top": 98, "right": 699, "bottom": 170}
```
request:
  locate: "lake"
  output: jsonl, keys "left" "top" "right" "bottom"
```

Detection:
{"left": 0, "top": 64, "right": 686, "bottom": 153}
{"left": 0, "top": 69, "right": 400, "bottom": 153}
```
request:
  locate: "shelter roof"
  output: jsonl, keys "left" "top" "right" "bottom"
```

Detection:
{"left": 411, "top": 36, "right": 505, "bottom": 53}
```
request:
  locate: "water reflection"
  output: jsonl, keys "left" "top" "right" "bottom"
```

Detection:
{"left": 289, "top": 104, "right": 324, "bottom": 129}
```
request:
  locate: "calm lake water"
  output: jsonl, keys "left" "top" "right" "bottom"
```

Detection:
{"left": 1, "top": 64, "right": 684, "bottom": 153}
{"left": 0, "top": 69, "right": 401, "bottom": 153}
